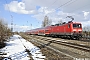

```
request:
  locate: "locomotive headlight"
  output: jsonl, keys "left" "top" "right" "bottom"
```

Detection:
{"left": 78, "top": 29, "right": 82, "bottom": 33}
{"left": 73, "top": 29, "right": 76, "bottom": 31}
{"left": 78, "top": 29, "right": 82, "bottom": 31}
{"left": 73, "top": 29, "right": 76, "bottom": 33}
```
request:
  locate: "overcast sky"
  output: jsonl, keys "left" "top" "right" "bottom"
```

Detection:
{"left": 0, "top": 0, "right": 90, "bottom": 32}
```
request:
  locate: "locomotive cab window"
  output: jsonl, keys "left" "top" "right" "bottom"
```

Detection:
{"left": 73, "top": 24, "right": 81, "bottom": 28}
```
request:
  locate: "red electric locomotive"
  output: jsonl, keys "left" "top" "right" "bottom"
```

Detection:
{"left": 26, "top": 21, "right": 82, "bottom": 39}
{"left": 46, "top": 21, "right": 82, "bottom": 39}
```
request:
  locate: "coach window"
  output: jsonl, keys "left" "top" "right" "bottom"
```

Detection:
{"left": 68, "top": 24, "right": 70, "bottom": 28}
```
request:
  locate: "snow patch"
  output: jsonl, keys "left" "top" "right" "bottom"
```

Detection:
{"left": 0, "top": 35, "right": 45, "bottom": 60}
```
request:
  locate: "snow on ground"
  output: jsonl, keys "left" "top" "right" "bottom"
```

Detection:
{"left": 0, "top": 35, "right": 45, "bottom": 60}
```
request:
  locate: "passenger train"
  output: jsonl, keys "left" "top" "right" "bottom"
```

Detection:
{"left": 25, "top": 20, "right": 82, "bottom": 39}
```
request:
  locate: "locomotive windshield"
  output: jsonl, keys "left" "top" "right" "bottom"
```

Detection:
{"left": 73, "top": 24, "right": 81, "bottom": 28}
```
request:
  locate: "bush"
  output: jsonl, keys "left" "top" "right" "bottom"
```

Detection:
{"left": 0, "top": 18, "right": 12, "bottom": 48}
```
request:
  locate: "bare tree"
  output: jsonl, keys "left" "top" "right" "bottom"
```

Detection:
{"left": 0, "top": 18, "right": 11, "bottom": 44}
{"left": 42, "top": 16, "right": 52, "bottom": 27}
{"left": 48, "top": 19, "right": 52, "bottom": 26}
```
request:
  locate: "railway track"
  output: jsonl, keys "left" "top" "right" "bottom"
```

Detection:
{"left": 24, "top": 35, "right": 90, "bottom": 60}
{"left": 53, "top": 40, "right": 90, "bottom": 52}
{"left": 34, "top": 35, "right": 90, "bottom": 52}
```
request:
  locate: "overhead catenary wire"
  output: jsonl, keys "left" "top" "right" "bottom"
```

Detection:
{"left": 63, "top": 0, "right": 78, "bottom": 8}
{"left": 56, "top": 0, "right": 90, "bottom": 12}
{"left": 48, "top": 0, "right": 89, "bottom": 13}
{"left": 44, "top": 0, "right": 74, "bottom": 16}
{"left": 49, "top": 0, "right": 58, "bottom": 7}
{"left": 54, "top": 0, "right": 90, "bottom": 21}
{"left": 56, "top": 0, "right": 73, "bottom": 10}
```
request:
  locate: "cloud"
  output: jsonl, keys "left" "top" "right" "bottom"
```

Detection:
{"left": 4, "top": 1, "right": 37, "bottom": 14}
{"left": 5, "top": 0, "right": 90, "bottom": 14}
{"left": 5, "top": 0, "right": 90, "bottom": 28}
